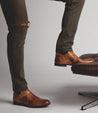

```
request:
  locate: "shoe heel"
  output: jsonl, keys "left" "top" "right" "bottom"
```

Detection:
{"left": 13, "top": 101, "right": 18, "bottom": 105}
{"left": 55, "top": 63, "right": 67, "bottom": 67}
{"left": 13, "top": 101, "right": 22, "bottom": 105}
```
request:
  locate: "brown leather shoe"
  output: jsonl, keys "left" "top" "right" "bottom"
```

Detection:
{"left": 13, "top": 89, "right": 51, "bottom": 108}
{"left": 55, "top": 51, "right": 95, "bottom": 66}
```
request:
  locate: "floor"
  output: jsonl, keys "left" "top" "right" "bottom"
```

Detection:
{"left": 1, "top": 82, "right": 98, "bottom": 113}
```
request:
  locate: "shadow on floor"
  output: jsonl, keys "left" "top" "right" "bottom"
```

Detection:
{"left": 39, "top": 85, "right": 98, "bottom": 106}
{"left": 0, "top": 98, "right": 12, "bottom": 104}
{"left": 0, "top": 85, "right": 98, "bottom": 107}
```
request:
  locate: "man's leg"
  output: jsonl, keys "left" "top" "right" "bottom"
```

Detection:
{"left": 0, "top": 0, "right": 29, "bottom": 94}
{"left": 56, "top": 0, "right": 85, "bottom": 54}
{"left": 0, "top": 0, "right": 50, "bottom": 107}
{"left": 55, "top": 0, "right": 94, "bottom": 66}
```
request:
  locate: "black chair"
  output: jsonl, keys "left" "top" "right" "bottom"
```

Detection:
{"left": 71, "top": 54, "right": 98, "bottom": 110}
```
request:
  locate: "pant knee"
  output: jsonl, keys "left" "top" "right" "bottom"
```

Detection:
{"left": 8, "top": 21, "right": 30, "bottom": 38}
{"left": 8, "top": 21, "right": 30, "bottom": 31}
{"left": 7, "top": 21, "right": 30, "bottom": 48}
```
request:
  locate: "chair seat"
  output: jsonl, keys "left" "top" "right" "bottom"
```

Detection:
{"left": 71, "top": 54, "right": 98, "bottom": 77}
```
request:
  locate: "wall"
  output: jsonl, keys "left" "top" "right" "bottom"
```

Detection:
{"left": 0, "top": 0, "right": 98, "bottom": 94}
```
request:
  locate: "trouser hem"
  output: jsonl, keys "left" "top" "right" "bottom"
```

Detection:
{"left": 13, "top": 86, "right": 28, "bottom": 94}
{"left": 56, "top": 48, "right": 73, "bottom": 54}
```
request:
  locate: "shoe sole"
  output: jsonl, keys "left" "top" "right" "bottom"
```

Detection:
{"left": 13, "top": 101, "right": 50, "bottom": 108}
{"left": 55, "top": 63, "right": 74, "bottom": 67}
{"left": 55, "top": 63, "right": 67, "bottom": 67}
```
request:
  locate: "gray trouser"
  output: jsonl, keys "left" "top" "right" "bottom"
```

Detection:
{"left": 56, "top": 0, "right": 85, "bottom": 54}
{"left": 0, "top": 0, "right": 29, "bottom": 94}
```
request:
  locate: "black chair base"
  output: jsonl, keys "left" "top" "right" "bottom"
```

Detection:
{"left": 78, "top": 92, "right": 98, "bottom": 110}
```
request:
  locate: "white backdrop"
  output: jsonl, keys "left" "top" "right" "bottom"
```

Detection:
{"left": 0, "top": 0, "right": 98, "bottom": 112}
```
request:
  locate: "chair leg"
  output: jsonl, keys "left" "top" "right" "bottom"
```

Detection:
{"left": 81, "top": 99, "right": 98, "bottom": 110}
{"left": 78, "top": 92, "right": 98, "bottom": 110}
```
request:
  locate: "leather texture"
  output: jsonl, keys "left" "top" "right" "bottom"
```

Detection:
{"left": 55, "top": 51, "right": 95, "bottom": 66}
{"left": 13, "top": 89, "right": 51, "bottom": 107}
{"left": 71, "top": 54, "right": 98, "bottom": 77}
